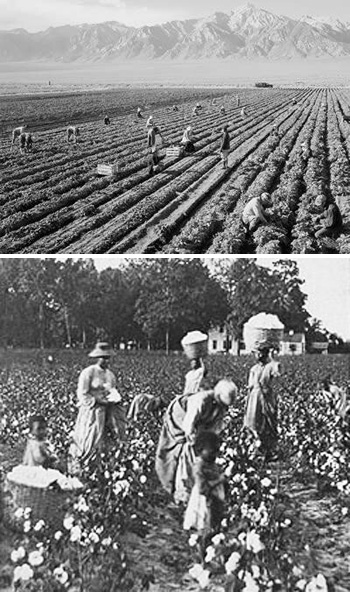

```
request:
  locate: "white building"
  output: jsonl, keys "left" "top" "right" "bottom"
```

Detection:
{"left": 207, "top": 326, "right": 240, "bottom": 355}
{"left": 280, "top": 332, "right": 306, "bottom": 355}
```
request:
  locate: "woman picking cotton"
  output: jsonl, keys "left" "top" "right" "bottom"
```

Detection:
{"left": 155, "top": 379, "right": 237, "bottom": 505}
{"left": 244, "top": 345, "right": 280, "bottom": 461}
{"left": 68, "top": 342, "right": 126, "bottom": 474}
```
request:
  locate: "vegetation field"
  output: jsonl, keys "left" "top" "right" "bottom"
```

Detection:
{"left": 1, "top": 350, "right": 350, "bottom": 591}
{"left": 1, "top": 87, "right": 350, "bottom": 254}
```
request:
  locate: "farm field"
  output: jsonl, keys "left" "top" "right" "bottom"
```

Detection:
{"left": 1, "top": 351, "right": 350, "bottom": 591}
{"left": 1, "top": 87, "right": 350, "bottom": 254}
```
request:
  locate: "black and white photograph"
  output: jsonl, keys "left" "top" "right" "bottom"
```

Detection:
{"left": 2, "top": 1, "right": 350, "bottom": 253}
{"left": 0, "top": 255, "right": 349, "bottom": 591}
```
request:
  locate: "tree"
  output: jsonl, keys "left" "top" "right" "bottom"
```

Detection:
{"left": 133, "top": 259, "right": 229, "bottom": 353}
{"left": 271, "top": 260, "right": 309, "bottom": 333}
{"left": 212, "top": 259, "right": 310, "bottom": 353}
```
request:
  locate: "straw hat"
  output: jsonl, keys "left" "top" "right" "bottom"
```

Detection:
{"left": 88, "top": 342, "right": 114, "bottom": 358}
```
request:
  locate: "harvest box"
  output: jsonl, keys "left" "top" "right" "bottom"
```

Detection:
{"left": 166, "top": 146, "right": 184, "bottom": 158}
{"left": 97, "top": 163, "right": 119, "bottom": 176}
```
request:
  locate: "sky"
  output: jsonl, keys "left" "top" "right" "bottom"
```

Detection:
{"left": 2, "top": 0, "right": 350, "bottom": 32}
{"left": 90, "top": 256, "right": 350, "bottom": 341}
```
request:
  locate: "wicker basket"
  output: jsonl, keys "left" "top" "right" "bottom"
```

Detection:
{"left": 243, "top": 313, "right": 284, "bottom": 353}
{"left": 181, "top": 331, "right": 208, "bottom": 360}
{"left": 2, "top": 478, "right": 70, "bottom": 530}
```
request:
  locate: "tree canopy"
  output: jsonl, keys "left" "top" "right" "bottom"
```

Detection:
{"left": 0, "top": 257, "right": 329, "bottom": 351}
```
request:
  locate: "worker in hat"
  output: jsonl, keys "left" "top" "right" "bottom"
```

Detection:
{"left": 68, "top": 342, "right": 126, "bottom": 474}
{"left": 181, "top": 125, "right": 196, "bottom": 153}
{"left": 242, "top": 192, "right": 272, "bottom": 234}
{"left": 220, "top": 125, "right": 230, "bottom": 169}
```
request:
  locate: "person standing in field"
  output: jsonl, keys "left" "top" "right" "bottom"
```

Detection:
{"left": 68, "top": 342, "right": 126, "bottom": 474}
{"left": 67, "top": 125, "right": 80, "bottom": 143}
{"left": 146, "top": 115, "right": 155, "bottom": 129}
{"left": 242, "top": 192, "right": 272, "bottom": 234}
{"left": 183, "top": 358, "right": 207, "bottom": 396}
{"left": 147, "top": 125, "right": 163, "bottom": 176}
{"left": 173, "top": 105, "right": 179, "bottom": 112}
{"left": 244, "top": 345, "right": 280, "bottom": 460}
{"left": 155, "top": 379, "right": 237, "bottom": 504}
{"left": 241, "top": 106, "right": 248, "bottom": 119}
{"left": 220, "top": 125, "right": 230, "bottom": 170}
{"left": 104, "top": 115, "right": 110, "bottom": 125}
{"left": 12, "top": 124, "right": 27, "bottom": 146}
{"left": 236, "top": 95, "right": 240, "bottom": 107}
{"left": 220, "top": 106, "right": 226, "bottom": 115}
{"left": 137, "top": 107, "right": 144, "bottom": 119}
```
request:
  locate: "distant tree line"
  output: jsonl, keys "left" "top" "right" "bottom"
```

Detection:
{"left": 0, "top": 258, "right": 342, "bottom": 352}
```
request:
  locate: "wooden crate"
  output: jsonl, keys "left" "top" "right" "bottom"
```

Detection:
{"left": 166, "top": 146, "right": 183, "bottom": 158}
{"left": 97, "top": 163, "right": 119, "bottom": 176}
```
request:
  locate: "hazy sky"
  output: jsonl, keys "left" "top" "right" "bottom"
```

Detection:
{"left": 91, "top": 257, "right": 350, "bottom": 341}
{"left": 2, "top": 0, "right": 350, "bottom": 32}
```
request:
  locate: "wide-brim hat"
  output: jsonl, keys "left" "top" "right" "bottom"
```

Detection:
{"left": 89, "top": 342, "right": 114, "bottom": 358}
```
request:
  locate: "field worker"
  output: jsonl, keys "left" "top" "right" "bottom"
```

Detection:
{"left": 173, "top": 104, "right": 179, "bottom": 112}
{"left": 183, "top": 358, "right": 207, "bottom": 396}
{"left": 147, "top": 125, "right": 163, "bottom": 176}
{"left": 12, "top": 124, "right": 27, "bottom": 145}
{"left": 104, "top": 115, "right": 110, "bottom": 125}
{"left": 241, "top": 106, "right": 248, "bottom": 119}
{"left": 315, "top": 203, "right": 343, "bottom": 239}
{"left": 242, "top": 192, "right": 272, "bottom": 233}
{"left": 220, "top": 106, "right": 226, "bottom": 115}
{"left": 19, "top": 132, "right": 27, "bottom": 154}
{"left": 155, "top": 379, "right": 237, "bottom": 504}
{"left": 292, "top": 98, "right": 297, "bottom": 106}
{"left": 236, "top": 95, "right": 240, "bottom": 107}
{"left": 192, "top": 105, "right": 200, "bottom": 117}
{"left": 67, "top": 125, "right": 80, "bottom": 143}
{"left": 220, "top": 124, "right": 230, "bottom": 170}
{"left": 137, "top": 107, "right": 143, "bottom": 119}
{"left": 321, "top": 376, "right": 349, "bottom": 419}
{"left": 270, "top": 124, "right": 280, "bottom": 139}
{"left": 181, "top": 125, "right": 195, "bottom": 153}
{"left": 244, "top": 345, "right": 280, "bottom": 460}
{"left": 300, "top": 142, "right": 309, "bottom": 159}
{"left": 146, "top": 115, "right": 154, "bottom": 129}
{"left": 25, "top": 133, "right": 33, "bottom": 152}
{"left": 68, "top": 342, "right": 127, "bottom": 475}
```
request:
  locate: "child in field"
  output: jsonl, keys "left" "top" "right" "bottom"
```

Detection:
{"left": 184, "top": 431, "right": 225, "bottom": 556}
{"left": 23, "top": 415, "right": 57, "bottom": 468}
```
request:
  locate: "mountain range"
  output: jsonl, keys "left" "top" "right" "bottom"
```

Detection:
{"left": 2, "top": 4, "right": 350, "bottom": 62}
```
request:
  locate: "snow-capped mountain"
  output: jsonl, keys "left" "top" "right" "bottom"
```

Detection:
{"left": 2, "top": 4, "right": 350, "bottom": 62}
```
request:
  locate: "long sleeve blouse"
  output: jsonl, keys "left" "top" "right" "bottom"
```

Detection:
{"left": 77, "top": 364, "right": 116, "bottom": 408}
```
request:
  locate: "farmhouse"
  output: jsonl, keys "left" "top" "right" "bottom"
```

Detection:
{"left": 280, "top": 332, "right": 306, "bottom": 356}
{"left": 207, "top": 326, "right": 240, "bottom": 355}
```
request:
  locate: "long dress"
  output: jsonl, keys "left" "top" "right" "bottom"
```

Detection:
{"left": 155, "top": 391, "right": 225, "bottom": 504}
{"left": 244, "top": 361, "right": 279, "bottom": 452}
{"left": 69, "top": 364, "right": 125, "bottom": 472}
{"left": 183, "top": 366, "right": 205, "bottom": 396}
{"left": 183, "top": 457, "right": 225, "bottom": 534}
